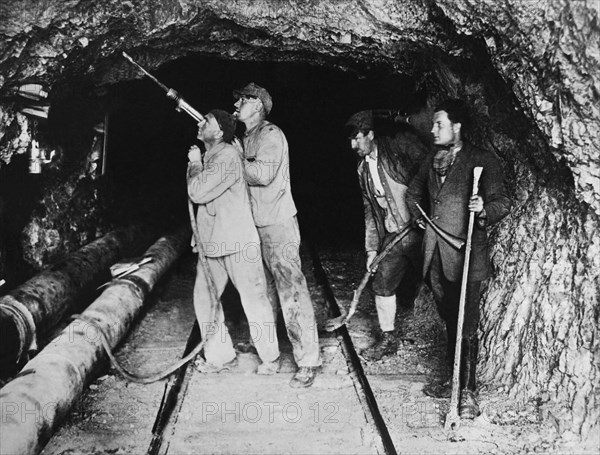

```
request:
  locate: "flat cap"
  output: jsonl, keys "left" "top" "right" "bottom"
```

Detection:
{"left": 233, "top": 82, "right": 273, "bottom": 115}
{"left": 345, "top": 110, "right": 374, "bottom": 134}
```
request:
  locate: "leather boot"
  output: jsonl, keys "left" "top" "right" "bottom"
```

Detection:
{"left": 423, "top": 322, "right": 456, "bottom": 398}
{"left": 459, "top": 335, "right": 480, "bottom": 419}
{"left": 362, "top": 331, "right": 398, "bottom": 361}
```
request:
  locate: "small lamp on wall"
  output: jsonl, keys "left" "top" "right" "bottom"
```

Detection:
{"left": 28, "top": 140, "right": 55, "bottom": 174}
{"left": 16, "top": 83, "right": 50, "bottom": 119}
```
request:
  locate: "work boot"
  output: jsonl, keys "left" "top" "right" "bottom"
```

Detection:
{"left": 459, "top": 335, "right": 480, "bottom": 418}
{"left": 256, "top": 359, "right": 279, "bottom": 375}
{"left": 459, "top": 335, "right": 478, "bottom": 391}
{"left": 459, "top": 389, "right": 480, "bottom": 419}
{"left": 235, "top": 340, "right": 257, "bottom": 354}
{"left": 423, "top": 377, "right": 452, "bottom": 398}
{"left": 290, "top": 366, "right": 318, "bottom": 388}
{"left": 195, "top": 356, "right": 238, "bottom": 374}
{"left": 361, "top": 331, "right": 398, "bottom": 361}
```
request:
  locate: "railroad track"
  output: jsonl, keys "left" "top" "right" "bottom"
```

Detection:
{"left": 39, "top": 246, "right": 402, "bottom": 455}
{"left": 142, "top": 244, "right": 398, "bottom": 455}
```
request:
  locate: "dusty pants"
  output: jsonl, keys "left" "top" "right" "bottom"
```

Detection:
{"left": 257, "top": 216, "right": 321, "bottom": 367}
{"left": 193, "top": 251, "right": 280, "bottom": 366}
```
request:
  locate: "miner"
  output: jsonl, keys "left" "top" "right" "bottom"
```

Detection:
{"left": 187, "top": 109, "right": 280, "bottom": 375}
{"left": 345, "top": 110, "right": 429, "bottom": 360}
{"left": 233, "top": 83, "right": 321, "bottom": 388}
{"left": 406, "top": 99, "right": 512, "bottom": 418}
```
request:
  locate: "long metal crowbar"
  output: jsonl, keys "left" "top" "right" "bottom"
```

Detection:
{"left": 444, "top": 166, "right": 483, "bottom": 432}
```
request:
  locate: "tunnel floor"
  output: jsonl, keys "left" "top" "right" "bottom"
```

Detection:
{"left": 40, "top": 244, "right": 582, "bottom": 454}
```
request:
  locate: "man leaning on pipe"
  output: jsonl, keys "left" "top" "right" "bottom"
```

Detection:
{"left": 187, "top": 109, "right": 281, "bottom": 375}
{"left": 406, "top": 99, "right": 512, "bottom": 418}
{"left": 344, "top": 109, "right": 429, "bottom": 361}
{"left": 233, "top": 83, "right": 321, "bottom": 388}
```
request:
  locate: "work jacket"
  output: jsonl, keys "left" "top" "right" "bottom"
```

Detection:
{"left": 359, "top": 129, "right": 429, "bottom": 252}
{"left": 406, "top": 142, "right": 512, "bottom": 282}
{"left": 241, "top": 120, "right": 297, "bottom": 227}
{"left": 187, "top": 141, "right": 259, "bottom": 257}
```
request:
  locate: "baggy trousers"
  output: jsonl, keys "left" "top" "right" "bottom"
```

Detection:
{"left": 372, "top": 230, "right": 422, "bottom": 297}
{"left": 257, "top": 216, "right": 321, "bottom": 367}
{"left": 426, "top": 245, "right": 481, "bottom": 390}
{"left": 193, "top": 251, "right": 280, "bottom": 366}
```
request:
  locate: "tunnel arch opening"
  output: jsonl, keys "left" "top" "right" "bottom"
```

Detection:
{"left": 102, "top": 55, "right": 428, "bottom": 248}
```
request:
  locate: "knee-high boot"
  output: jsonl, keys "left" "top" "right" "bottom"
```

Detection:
{"left": 459, "top": 335, "right": 480, "bottom": 418}
{"left": 460, "top": 335, "right": 478, "bottom": 391}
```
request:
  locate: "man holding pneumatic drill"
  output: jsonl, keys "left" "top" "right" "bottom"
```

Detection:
{"left": 407, "top": 99, "right": 512, "bottom": 418}
{"left": 187, "top": 109, "right": 281, "bottom": 375}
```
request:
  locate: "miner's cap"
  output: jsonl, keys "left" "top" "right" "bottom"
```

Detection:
{"left": 233, "top": 82, "right": 273, "bottom": 115}
{"left": 209, "top": 109, "right": 236, "bottom": 143}
{"left": 345, "top": 110, "right": 374, "bottom": 136}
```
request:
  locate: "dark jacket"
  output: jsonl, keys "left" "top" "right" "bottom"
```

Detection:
{"left": 406, "top": 143, "right": 512, "bottom": 281}
{"left": 359, "top": 128, "right": 429, "bottom": 252}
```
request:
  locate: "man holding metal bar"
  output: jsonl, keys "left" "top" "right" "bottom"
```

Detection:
{"left": 344, "top": 110, "right": 429, "bottom": 360}
{"left": 406, "top": 99, "right": 512, "bottom": 419}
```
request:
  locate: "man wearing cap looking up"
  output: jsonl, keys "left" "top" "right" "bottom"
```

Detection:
{"left": 345, "top": 110, "right": 429, "bottom": 361}
{"left": 187, "top": 109, "right": 280, "bottom": 375}
{"left": 233, "top": 83, "right": 321, "bottom": 388}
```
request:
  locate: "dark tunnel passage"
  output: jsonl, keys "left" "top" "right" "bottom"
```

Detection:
{"left": 86, "top": 57, "right": 426, "bottom": 249}
{"left": 0, "top": 57, "right": 429, "bottom": 375}
{"left": 0, "top": 58, "right": 428, "bottom": 285}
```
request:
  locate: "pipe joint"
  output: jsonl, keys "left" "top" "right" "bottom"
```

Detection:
{"left": 0, "top": 295, "right": 38, "bottom": 365}
{"left": 111, "top": 275, "right": 151, "bottom": 300}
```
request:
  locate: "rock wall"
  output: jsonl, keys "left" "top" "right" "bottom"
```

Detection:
{"left": 437, "top": 0, "right": 600, "bottom": 216}
{"left": 482, "top": 186, "right": 599, "bottom": 437}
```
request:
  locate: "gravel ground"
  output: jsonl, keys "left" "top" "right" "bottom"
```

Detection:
{"left": 317, "top": 244, "right": 599, "bottom": 455}
{"left": 34, "top": 245, "right": 599, "bottom": 454}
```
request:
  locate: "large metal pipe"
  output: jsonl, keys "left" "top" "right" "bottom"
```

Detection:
{"left": 0, "top": 225, "right": 157, "bottom": 372}
{"left": 0, "top": 226, "right": 190, "bottom": 455}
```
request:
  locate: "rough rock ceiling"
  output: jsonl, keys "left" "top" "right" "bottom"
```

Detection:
{"left": 0, "top": 0, "right": 599, "bottom": 211}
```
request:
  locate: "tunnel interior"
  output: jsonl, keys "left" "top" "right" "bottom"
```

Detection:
{"left": 2, "top": 55, "right": 431, "bottom": 278}
{"left": 101, "top": 56, "right": 431, "bottom": 249}
{"left": 0, "top": 56, "right": 430, "bottom": 372}
{"left": 0, "top": 0, "right": 598, "bottom": 442}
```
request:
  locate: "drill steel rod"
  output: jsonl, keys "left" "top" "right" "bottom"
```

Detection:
{"left": 122, "top": 52, "right": 204, "bottom": 122}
